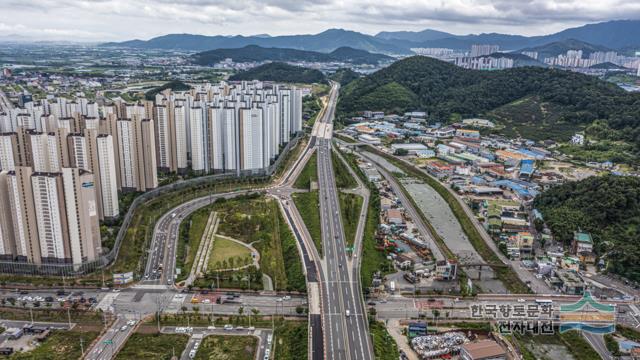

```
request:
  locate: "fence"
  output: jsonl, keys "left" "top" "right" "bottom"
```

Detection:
{"left": 0, "top": 134, "right": 303, "bottom": 277}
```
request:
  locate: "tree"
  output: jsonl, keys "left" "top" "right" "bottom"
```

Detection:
{"left": 238, "top": 306, "right": 244, "bottom": 317}
{"left": 296, "top": 306, "right": 304, "bottom": 315}
{"left": 394, "top": 148, "right": 409, "bottom": 156}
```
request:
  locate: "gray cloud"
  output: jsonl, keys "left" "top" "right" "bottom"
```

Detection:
{"left": 0, "top": 0, "right": 638, "bottom": 41}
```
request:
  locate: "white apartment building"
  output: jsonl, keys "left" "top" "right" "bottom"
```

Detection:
{"left": 239, "top": 108, "right": 264, "bottom": 170}
{"left": 96, "top": 135, "right": 119, "bottom": 219}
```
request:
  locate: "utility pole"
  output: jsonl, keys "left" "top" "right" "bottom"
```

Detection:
{"left": 80, "top": 338, "right": 84, "bottom": 356}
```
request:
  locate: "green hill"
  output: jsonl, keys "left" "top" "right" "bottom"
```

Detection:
{"left": 337, "top": 56, "right": 640, "bottom": 145}
{"left": 144, "top": 80, "right": 191, "bottom": 100}
{"left": 192, "top": 45, "right": 392, "bottom": 66}
{"left": 534, "top": 175, "right": 640, "bottom": 281}
{"left": 329, "top": 68, "right": 361, "bottom": 86}
{"left": 518, "top": 39, "right": 613, "bottom": 59}
{"left": 229, "top": 62, "right": 326, "bottom": 83}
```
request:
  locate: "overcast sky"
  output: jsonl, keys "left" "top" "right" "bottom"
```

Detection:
{"left": 1, "top": 0, "right": 640, "bottom": 41}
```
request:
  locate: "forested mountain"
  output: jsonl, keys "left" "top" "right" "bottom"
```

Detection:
{"left": 534, "top": 175, "right": 640, "bottom": 281}
{"left": 337, "top": 56, "right": 640, "bottom": 144}
{"left": 229, "top": 62, "right": 325, "bottom": 83}
{"left": 518, "top": 39, "right": 612, "bottom": 60}
{"left": 192, "top": 45, "right": 392, "bottom": 66}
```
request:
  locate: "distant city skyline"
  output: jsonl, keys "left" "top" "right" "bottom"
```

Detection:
{"left": 1, "top": 0, "right": 640, "bottom": 41}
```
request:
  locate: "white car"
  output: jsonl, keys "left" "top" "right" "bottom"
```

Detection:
{"left": 189, "top": 349, "right": 196, "bottom": 358}
{"left": 248, "top": 326, "right": 255, "bottom": 331}
{"left": 224, "top": 324, "right": 233, "bottom": 331}
{"left": 120, "top": 325, "right": 127, "bottom": 331}
{"left": 207, "top": 326, "right": 216, "bottom": 330}
{"left": 127, "top": 320, "right": 136, "bottom": 326}
{"left": 517, "top": 298, "right": 526, "bottom": 303}
{"left": 283, "top": 296, "right": 291, "bottom": 301}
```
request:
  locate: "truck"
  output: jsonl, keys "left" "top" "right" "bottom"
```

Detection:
{"left": 389, "top": 281, "right": 396, "bottom": 293}
{"left": 345, "top": 309, "right": 350, "bottom": 317}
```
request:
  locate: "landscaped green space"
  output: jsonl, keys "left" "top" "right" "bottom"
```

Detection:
{"left": 208, "top": 237, "right": 254, "bottom": 270}
{"left": 192, "top": 195, "right": 305, "bottom": 292}
{"left": 112, "top": 179, "right": 269, "bottom": 278}
{"left": 176, "top": 207, "right": 212, "bottom": 282}
{"left": 7, "top": 330, "right": 99, "bottom": 360}
{"left": 273, "top": 321, "right": 308, "bottom": 360}
{"left": 116, "top": 333, "right": 189, "bottom": 360}
{"left": 292, "top": 191, "right": 323, "bottom": 256}
{"left": 617, "top": 325, "right": 640, "bottom": 341}
{"left": 194, "top": 335, "right": 257, "bottom": 360}
{"left": 339, "top": 192, "right": 363, "bottom": 249}
{"left": 559, "top": 330, "right": 601, "bottom": 360}
{"left": 367, "top": 146, "right": 530, "bottom": 294}
{"left": 332, "top": 151, "right": 358, "bottom": 189}
{"left": 293, "top": 152, "right": 318, "bottom": 189}
{"left": 0, "top": 307, "right": 104, "bottom": 325}
{"left": 303, "top": 94, "right": 322, "bottom": 127}
{"left": 369, "top": 320, "right": 398, "bottom": 360}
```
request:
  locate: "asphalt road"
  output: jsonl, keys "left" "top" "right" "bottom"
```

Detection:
{"left": 316, "top": 84, "right": 373, "bottom": 360}
{"left": 86, "top": 317, "right": 135, "bottom": 360}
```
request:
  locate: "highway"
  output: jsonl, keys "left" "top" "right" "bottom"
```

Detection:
{"left": 316, "top": 84, "right": 374, "bottom": 360}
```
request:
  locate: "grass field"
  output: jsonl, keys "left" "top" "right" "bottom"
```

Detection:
{"left": 208, "top": 237, "right": 254, "bottom": 270}
{"left": 559, "top": 331, "right": 603, "bottom": 360}
{"left": 194, "top": 335, "right": 257, "bottom": 360}
{"left": 293, "top": 152, "right": 318, "bottom": 189}
{"left": 176, "top": 207, "right": 212, "bottom": 282}
{"left": 339, "top": 192, "right": 364, "bottom": 249}
{"left": 7, "top": 330, "right": 99, "bottom": 360}
{"left": 192, "top": 195, "right": 305, "bottom": 292}
{"left": 369, "top": 320, "right": 398, "bottom": 360}
{"left": 273, "top": 321, "right": 308, "bottom": 360}
{"left": 116, "top": 333, "right": 189, "bottom": 360}
{"left": 332, "top": 151, "right": 358, "bottom": 189}
{"left": 292, "top": 191, "right": 323, "bottom": 257}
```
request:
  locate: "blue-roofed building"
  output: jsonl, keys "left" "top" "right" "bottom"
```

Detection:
{"left": 492, "top": 179, "right": 538, "bottom": 200}
{"left": 519, "top": 159, "right": 535, "bottom": 180}
{"left": 516, "top": 148, "right": 545, "bottom": 160}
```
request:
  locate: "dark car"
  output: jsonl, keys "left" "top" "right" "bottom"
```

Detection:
{"left": 56, "top": 290, "right": 66, "bottom": 296}
{"left": 45, "top": 297, "right": 54, "bottom": 303}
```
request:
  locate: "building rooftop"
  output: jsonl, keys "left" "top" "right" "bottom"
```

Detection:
{"left": 574, "top": 231, "right": 593, "bottom": 244}
{"left": 461, "top": 340, "right": 506, "bottom": 359}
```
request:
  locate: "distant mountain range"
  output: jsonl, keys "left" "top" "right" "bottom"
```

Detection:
{"left": 192, "top": 45, "right": 393, "bottom": 65}
{"left": 102, "top": 20, "right": 640, "bottom": 55}
{"left": 103, "top": 29, "right": 409, "bottom": 54}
